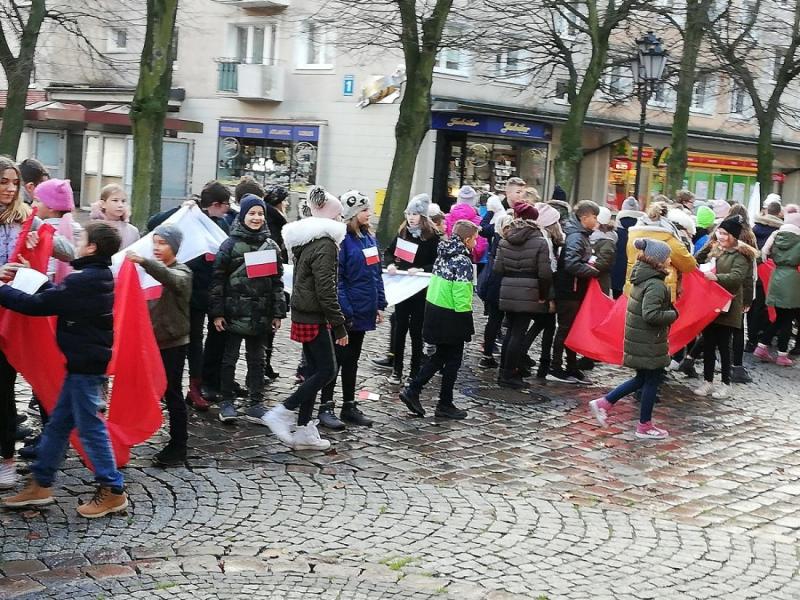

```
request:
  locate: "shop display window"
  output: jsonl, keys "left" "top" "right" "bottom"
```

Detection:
{"left": 217, "top": 136, "right": 318, "bottom": 193}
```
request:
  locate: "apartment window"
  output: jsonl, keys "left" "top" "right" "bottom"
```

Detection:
{"left": 296, "top": 21, "right": 333, "bottom": 69}
{"left": 495, "top": 50, "right": 526, "bottom": 84}
{"left": 170, "top": 28, "right": 179, "bottom": 65}
{"left": 730, "top": 83, "right": 749, "bottom": 115}
{"left": 648, "top": 81, "right": 670, "bottom": 107}
{"left": 555, "top": 79, "right": 569, "bottom": 102}
{"left": 607, "top": 65, "right": 627, "bottom": 96}
{"left": 107, "top": 28, "right": 127, "bottom": 53}
{"left": 773, "top": 48, "right": 784, "bottom": 81}
{"left": 691, "top": 75, "right": 714, "bottom": 112}
{"left": 434, "top": 24, "right": 469, "bottom": 76}
{"left": 555, "top": 12, "right": 579, "bottom": 39}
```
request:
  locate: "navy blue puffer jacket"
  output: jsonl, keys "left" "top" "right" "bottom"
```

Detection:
{"left": 337, "top": 229, "right": 387, "bottom": 332}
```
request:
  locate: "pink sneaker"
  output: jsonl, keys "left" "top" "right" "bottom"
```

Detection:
{"left": 635, "top": 421, "right": 669, "bottom": 440}
{"left": 753, "top": 344, "right": 775, "bottom": 362}
{"left": 776, "top": 354, "right": 794, "bottom": 367}
{"left": 589, "top": 397, "right": 612, "bottom": 427}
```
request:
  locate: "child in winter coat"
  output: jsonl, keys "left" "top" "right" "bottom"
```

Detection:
{"left": 209, "top": 194, "right": 286, "bottom": 423}
{"left": 127, "top": 224, "right": 193, "bottom": 466}
{"left": 589, "top": 238, "right": 677, "bottom": 440}
{"left": 754, "top": 212, "right": 800, "bottom": 365}
{"left": 31, "top": 179, "right": 82, "bottom": 281}
{"left": 493, "top": 203, "right": 552, "bottom": 389}
{"left": 262, "top": 186, "right": 347, "bottom": 452}
{"left": 694, "top": 215, "right": 757, "bottom": 398}
{"left": 0, "top": 222, "right": 129, "bottom": 516}
{"left": 611, "top": 197, "right": 644, "bottom": 297}
{"left": 590, "top": 207, "right": 618, "bottom": 296}
{"left": 477, "top": 195, "right": 511, "bottom": 368}
{"left": 318, "top": 191, "right": 386, "bottom": 430}
{"left": 444, "top": 186, "right": 487, "bottom": 263}
{"left": 91, "top": 184, "right": 140, "bottom": 249}
{"left": 399, "top": 220, "right": 479, "bottom": 420}
{"left": 384, "top": 193, "right": 441, "bottom": 384}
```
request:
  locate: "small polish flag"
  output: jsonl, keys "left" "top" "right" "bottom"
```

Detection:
{"left": 205, "top": 252, "right": 216, "bottom": 262}
{"left": 395, "top": 238, "right": 418, "bottom": 263}
{"left": 245, "top": 249, "right": 278, "bottom": 278}
{"left": 358, "top": 390, "right": 380, "bottom": 401}
{"left": 363, "top": 246, "right": 380, "bottom": 266}
{"left": 143, "top": 284, "right": 163, "bottom": 301}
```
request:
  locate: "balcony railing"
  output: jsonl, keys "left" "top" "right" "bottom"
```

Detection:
{"left": 216, "top": 58, "right": 285, "bottom": 101}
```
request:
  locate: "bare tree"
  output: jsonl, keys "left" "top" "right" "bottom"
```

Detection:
{"left": 711, "top": 0, "right": 800, "bottom": 194}
{"left": 130, "top": 0, "right": 178, "bottom": 228}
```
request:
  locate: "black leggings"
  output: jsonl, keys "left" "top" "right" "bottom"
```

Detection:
{"left": 284, "top": 330, "right": 337, "bottom": 426}
{"left": 523, "top": 313, "right": 556, "bottom": 374}
{"left": 483, "top": 301, "right": 504, "bottom": 357}
{"left": 761, "top": 307, "right": 800, "bottom": 353}
{"left": 732, "top": 315, "right": 745, "bottom": 367}
{"left": 392, "top": 292, "right": 425, "bottom": 377}
{"left": 321, "top": 329, "right": 366, "bottom": 408}
{"left": 703, "top": 324, "right": 734, "bottom": 384}
{"left": 500, "top": 312, "right": 533, "bottom": 374}
{"left": 0, "top": 351, "right": 16, "bottom": 460}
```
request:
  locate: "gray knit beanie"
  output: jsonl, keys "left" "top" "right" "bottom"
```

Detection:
{"left": 634, "top": 237, "right": 670, "bottom": 265}
{"left": 405, "top": 193, "right": 431, "bottom": 216}
{"left": 153, "top": 224, "right": 183, "bottom": 256}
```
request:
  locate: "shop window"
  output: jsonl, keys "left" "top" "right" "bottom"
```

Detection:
{"left": 107, "top": 28, "right": 127, "bottom": 53}
{"left": 217, "top": 136, "right": 318, "bottom": 193}
{"left": 296, "top": 21, "right": 333, "bottom": 69}
{"left": 691, "top": 75, "right": 714, "bottom": 113}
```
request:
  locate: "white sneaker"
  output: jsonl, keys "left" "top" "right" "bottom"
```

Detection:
{"left": 291, "top": 420, "right": 331, "bottom": 451}
{"left": 712, "top": 383, "right": 731, "bottom": 399}
{"left": 668, "top": 360, "right": 680, "bottom": 371}
{"left": 262, "top": 405, "right": 296, "bottom": 445}
{"left": 693, "top": 382, "right": 715, "bottom": 397}
{"left": 386, "top": 374, "right": 403, "bottom": 386}
{"left": 0, "top": 462, "right": 18, "bottom": 490}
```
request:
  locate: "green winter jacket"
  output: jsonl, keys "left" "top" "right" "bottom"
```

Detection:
{"left": 590, "top": 229, "right": 618, "bottom": 295}
{"left": 696, "top": 241, "right": 758, "bottom": 328}
{"left": 208, "top": 221, "right": 287, "bottom": 336}
{"left": 141, "top": 259, "right": 193, "bottom": 349}
{"left": 282, "top": 216, "right": 348, "bottom": 340}
{"left": 623, "top": 261, "right": 678, "bottom": 371}
{"left": 765, "top": 226, "right": 800, "bottom": 308}
{"left": 423, "top": 237, "right": 475, "bottom": 345}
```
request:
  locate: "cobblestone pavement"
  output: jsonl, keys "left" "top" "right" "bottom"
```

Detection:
{"left": 2, "top": 305, "right": 800, "bottom": 599}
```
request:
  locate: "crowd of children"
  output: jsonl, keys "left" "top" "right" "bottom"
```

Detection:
{"left": 0, "top": 155, "right": 798, "bottom": 516}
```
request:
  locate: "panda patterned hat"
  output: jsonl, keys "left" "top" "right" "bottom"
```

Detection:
{"left": 341, "top": 190, "right": 371, "bottom": 221}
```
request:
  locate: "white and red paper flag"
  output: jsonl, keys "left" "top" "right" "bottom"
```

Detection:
{"left": 394, "top": 238, "right": 419, "bottom": 263}
{"left": 359, "top": 390, "right": 380, "bottom": 401}
{"left": 363, "top": 246, "right": 380, "bottom": 266}
{"left": 245, "top": 249, "right": 278, "bottom": 278}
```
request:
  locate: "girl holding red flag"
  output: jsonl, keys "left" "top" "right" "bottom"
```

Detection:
{"left": 317, "top": 190, "right": 386, "bottom": 429}
{"left": 589, "top": 238, "right": 677, "bottom": 440}
{"left": 383, "top": 194, "right": 440, "bottom": 385}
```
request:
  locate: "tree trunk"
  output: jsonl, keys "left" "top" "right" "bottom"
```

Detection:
{"left": 376, "top": 63, "right": 435, "bottom": 245}
{"left": 130, "top": 0, "right": 179, "bottom": 230}
{"left": 666, "top": 1, "right": 707, "bottom": 198}
{"left": 755, "top": 116, "right": 775, "bottom": 196}
{"left": 553, "top": 44, "right": 608, "bottom": 200}
{"left": 0, "top": 0, "right": 46, "bottom": 157}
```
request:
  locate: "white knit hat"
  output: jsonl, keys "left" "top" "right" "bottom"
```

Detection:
{"left": 405, "top": 193, "right": 431, "bottom": 216}
{"left": 340, "top": 189, "right": 370, "bottom": 221}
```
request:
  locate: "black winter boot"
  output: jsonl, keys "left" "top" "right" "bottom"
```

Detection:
{"left": 340, "top": 402, "right": 373, "bottom": 427}
{"left": 318, "top": 403, "right": 346, "bottom": 431}
{"left": 678, "top": 357, "right": 698, "bottom": 378}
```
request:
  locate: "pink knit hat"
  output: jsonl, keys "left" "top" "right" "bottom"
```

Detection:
{"left": 35, "top": 179, "right": 74, "bottom": 212}
{"left": 534, "top": 202, "right": 560, "bottom": 228}
{"left": 307, "top": 185, "right": 343, "bottom": 220}
{"left": 712, "top": 199, "right": 730, "bottom": 220}
{"left": 785, "top": 212, "right": 800, "bottom": 228}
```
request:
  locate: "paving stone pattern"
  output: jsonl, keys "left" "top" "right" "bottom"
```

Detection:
{"left": 2, "top": 308, "right": 800, "bottom": 599}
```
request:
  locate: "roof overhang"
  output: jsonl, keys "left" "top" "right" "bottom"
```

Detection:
{"left": 46, "top": 85, "right": 185, "bottom": 109}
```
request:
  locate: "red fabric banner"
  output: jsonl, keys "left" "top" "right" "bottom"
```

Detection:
{"left": 757, "top": 260, "right": 777, "bottom": 324}
{"left": 565, "top": 280, "right": 623, "bottom": 364}
{"left": 669, "top": 270, "right": 733, "bottom": 354}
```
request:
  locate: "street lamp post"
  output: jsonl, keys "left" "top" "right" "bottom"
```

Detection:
{"left": 630, "top": 32, "right": 668, "bottom": 201}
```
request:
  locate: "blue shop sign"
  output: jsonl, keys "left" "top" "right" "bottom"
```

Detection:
{"left": 431, "top": 113, "right": 551, "bottom": 141}
{"left": 218, "top": 121, "right": 319, "bottom": 142}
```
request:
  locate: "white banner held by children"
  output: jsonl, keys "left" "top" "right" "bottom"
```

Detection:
{"left": 282, "top": 265, "right": 431, "bottom": 308}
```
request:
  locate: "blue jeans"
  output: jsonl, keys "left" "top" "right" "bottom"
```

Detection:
{"left": 32, "top": 374, "right": 123, "bottom": 490}
{"left": 605, "top": 368, "right": 664, "bottom": 424}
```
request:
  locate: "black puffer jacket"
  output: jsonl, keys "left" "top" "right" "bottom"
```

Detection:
{"left": 0, "top": 255, "right": 114, "bottom": 374}
{"left": 266, "top": 204, "right": 288, "bottom": 263}
{"left": 493, "top": 219, "right": 552, "bottom": 313}
{"left": 554, "top": 215, "right": 599, "bottom": 300}
{"left": 282, "top": 216, "right": 348, "bottom": 340}
{"left": 752, "top": 214, "right": 783, "bottom": 250}
{"left": 209, "top": 221, "right": 287, "bottom": 336}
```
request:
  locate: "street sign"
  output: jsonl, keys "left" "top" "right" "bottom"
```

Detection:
{"left": 343, "top": 75, "right": 354, "bottom": 97}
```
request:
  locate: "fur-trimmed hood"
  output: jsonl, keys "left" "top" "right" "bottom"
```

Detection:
{"left": 707, "top": 240, "right": 759, "bottom": 260}
{"left": 282, "top": 216, "right": 346, "bottom": 256}
{"left": 616, "top": 209, "right": 644, "bottom": 221}
{"left": 754, "top": 214, "right": 784, "bottom": 229}
{"left": 630, "top": 218, "right": 681, "bottom": 239}
{"left": 590, "top": 229, "right": 618, "bottom": 243}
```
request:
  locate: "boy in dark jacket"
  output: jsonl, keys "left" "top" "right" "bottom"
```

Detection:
{"left": 127, "top": 225, "right": 193, "bottom": 466}
{"left": 399, "top": 220, "right": 479, "bottom": 420}
{"left": 0, "top": 222, "right": 128, "bottom": 517}
{"left": 209, "top": 194, "right": 286, "bottom": 423}
{"left": 263, "top": 186, "right": 346, "bottom": 451}
{"left": 550, "top": 200, "right": 600, "bottom": 384}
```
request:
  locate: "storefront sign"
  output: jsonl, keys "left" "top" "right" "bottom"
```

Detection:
{"left": 432, "top": 112, "right": 551, "bottom": 141}
{"left": 611, "top": 159, "right": 632, "bottom": 171}
{"left": 218, "top": 121, "right": 320, "bottom": 142}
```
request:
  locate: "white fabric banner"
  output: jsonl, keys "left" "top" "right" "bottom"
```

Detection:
{"left": 282, "top": 265, "right": 431, "bottom": 308}
{"left": 111, "top": 205, "right": 229, "bottom": 290}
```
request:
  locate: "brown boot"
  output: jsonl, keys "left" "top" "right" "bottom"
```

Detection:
{"left": 76, "top": 486, "right": 128, "bottom": 519}
{"left": 185, "top": 377, "right": 210, "bottom": 411}
{"left": 2, "top": 478, "right": 54, "bottom": 508}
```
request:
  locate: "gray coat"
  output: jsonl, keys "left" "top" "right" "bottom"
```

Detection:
{"left": 493, "top": 220, "right": 552, "bottom": 314}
